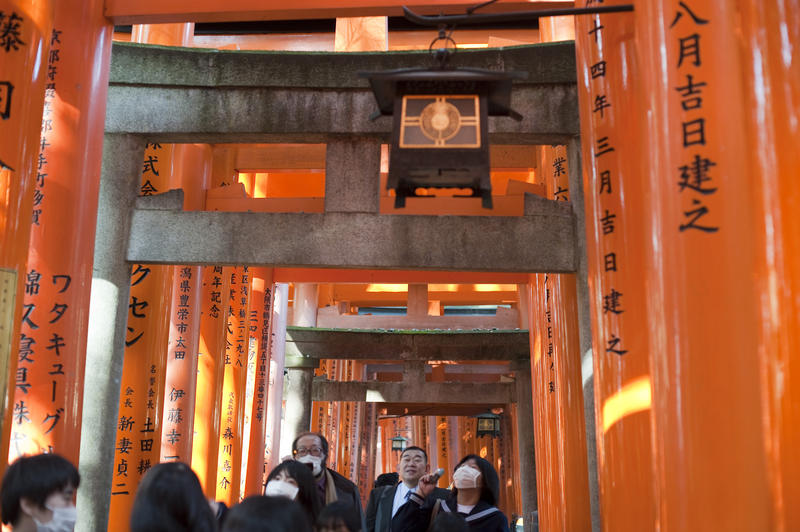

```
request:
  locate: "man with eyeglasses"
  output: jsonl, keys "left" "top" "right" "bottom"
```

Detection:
{"left": 291, "top": 431, "right": 365, "bottom": 530}
{"left": 365, "top": 446, "right": 449, "bottom": 532}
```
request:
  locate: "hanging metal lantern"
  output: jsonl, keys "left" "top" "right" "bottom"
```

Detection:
{"left": 475, "top": 412, "right": 501, "bottom": 438}
{"left": 361, "top": 32, "right": 524, "bottom": 208}
{"left": 390, "top": 435, "right": 409, "bottom": 452}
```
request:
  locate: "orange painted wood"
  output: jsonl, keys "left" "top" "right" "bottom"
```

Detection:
{"left": 107, "top": 143, "right": 174, "bottom": 525}
{"left": 215, "top": 266, "right": 252, "bottom": 504}
{"left": 0, "top": 0, "right": 52, "bottom": 467}
{"left": 573, "top": 1, "right": 656, "bottom": 529}
{"left": 635, "top": 0, "right": 772, "bottom": 528}
{"left": 192, "top": 266, "right": 230, "bottom": 497}
{"left": 6, "top": 0, "right": 111, "bottom": 466}
{"left": 741, "top": 2, "right": 800, "bottom": 528}
{"left": 161, "top": 145, "right": 211, "bottom": 464}
{"left": 243, "top": 268, "right": 274, "bottom": 496}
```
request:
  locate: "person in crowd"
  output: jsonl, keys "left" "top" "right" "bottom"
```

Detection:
{"left": 222, "top": 495, "right": 311, "bottom": 532}
{"left": 129, "top": 461, "right": 217, "bottom": 532}
{"left": 290, "top": 432, "right": 365, "bottom": 530}
{"left": 365, "top": 446, "right": 449, "bottom": 532}
{"left": 393, "top": 454, "right": 509, "bottom": 532}
{"left": 315, "top": 501, "right": 361, "bottom": 532}
{"left": 0, "top": 453, "right": 79, "bottom": 532}
{"left": 372, "top": 473, "right": 398, "bottom": 489}
{"left": 265, "top": 459, "right": 323, "bottom": 523}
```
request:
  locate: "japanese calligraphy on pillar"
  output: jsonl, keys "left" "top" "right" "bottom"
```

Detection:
{"left": 670, "top": 2, "right": 717, "bottom": 233}
{"left": 110, "top": 142, "right": 171, "bottom": 507}
{"left": 255, "top": 284, "right": 271, "bottom": 429}
{"left": 583, "top": 4, "right": 629, "bottom": 358}
{"left": 9, "top": 28, "right": 71, "bottom": 460}
{"left": 543, "top": 275, "right": 556, "bottom": 392}
{"left": 161, "top": 265, "right": 201, "bottom": 462}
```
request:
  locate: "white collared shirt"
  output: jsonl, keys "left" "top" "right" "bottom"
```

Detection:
{"left": 391, "top": 482, "right": 417, "bottom": 517}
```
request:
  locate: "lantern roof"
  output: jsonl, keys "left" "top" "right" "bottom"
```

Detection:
{"left": 360, "top": 67, "right": 526, "bottom": 119}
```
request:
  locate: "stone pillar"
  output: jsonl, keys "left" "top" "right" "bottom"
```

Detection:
{"left": 78, "top": 134, "right": 146, "bottom": 532}
{"left": 512, "top": 359, "right": 537, "bottom": 532}
{"left": 324, "top": 138, "right": 381, "bottom": 214}
{"left": 282, "top": 365, "right": 315, "bottom": 448}
{"left": 567, "top": 136, "right": 601, "bottom": 531}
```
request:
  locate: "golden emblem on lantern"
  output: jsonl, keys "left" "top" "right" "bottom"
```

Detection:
{"left": 400, "top": 95, "right": 480, "bottom": 148}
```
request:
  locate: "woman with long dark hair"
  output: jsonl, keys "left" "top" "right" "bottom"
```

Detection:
{"left": 130, "top": 462, "right": 217, "bottom": 532}
{"left": 264, "top": 459, "right": 323, "bottom": 524}
{"left": 393, "top": 454, "right": 509, "bottom": 532}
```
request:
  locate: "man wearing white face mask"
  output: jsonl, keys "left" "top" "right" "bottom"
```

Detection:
{"left": 0, "top": 453, "right": 79, "bottom": 532}
{"left": 291, "top": 432, "right": 365, "bottom": 531}
{"left": 393, "top": 454, "right": 509, "bottom": 532}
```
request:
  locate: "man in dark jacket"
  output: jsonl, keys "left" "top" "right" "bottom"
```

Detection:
{"left": 292, "top": 431, "right": 365, "bottom": 530}
{"left": 365, "top": 446, "right": 450, "bottom": 532}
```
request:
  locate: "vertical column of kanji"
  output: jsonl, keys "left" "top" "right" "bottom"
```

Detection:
{"left": 337, "top": 361, "right": 353, "bottom": 478}
{"left": 263, "top": 283, "right": 287, "bottom": 475}
{"left": 107, "top": 143, "right": 174, "bottom": 526}
{"left": 243, "top": 268, "right": 274, "bottom": 496}
{"left": 326, "top": 359, "right": 341, "bottom": 470}
{"left": 573, "top": 1, "right": 656, "bottom": 529}
{"left": 526, "top": 276, "right": 562, "bottom": 530}
{"left": 436, "top": 417, "right": 449, "bottom": 488}
{"left": 636, "top": 1, "right": 771, "bottom": 529}
{"left": 348, "top": 362, "right": 364, "bottom": 484}
{"left": 159, "top": 145, "right": 211, "bottom": 464}
{"left": 216, "top": 266, "right": 251, "bottom": 505}
{"left": 192, "top": 265, "right": 229, "bottom": 497}
{"left": 447, "top": 416, "right": 459, "bottom": 473}
{"left": 359, "top": 399, "right": 378, "bottom": 503}
{"left": 7, "top": 0, "right": 110, "bottom": 465}
{"left": 741, "top": 2, "right": 800, "bottom": 529}
{"left": 0, "top": 0, "right": 51, "bottom": 464}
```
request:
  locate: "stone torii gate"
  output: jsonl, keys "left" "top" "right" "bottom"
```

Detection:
{"left": 80, "top": 40, "right": 597, "bottom": 530}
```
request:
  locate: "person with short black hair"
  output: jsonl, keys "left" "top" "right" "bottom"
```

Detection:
{"left": 129, "top": 461, "right": 217, "bottom": 532}
{"left": 316, "top": 501, "right": 361, "bottom": 532}
{"left": 0, "top": 453, "right": 80, "bottom": 531}
{"left": 394, "top": 454, "right": 509, "bottom": 532}
{"left": 222, "top": 495, "right": 311, "bottom": 532}
{"left": 264, "top": 459, "right": 322, "bottom": 523}
{"left": 372, "top": 473, "right": 398, "bottom": 489}
{"left": 365, "top": 446, "right": 449, "bottom": 532}
{"left": 290, "top": 432, "right": 364, "bottom": 530}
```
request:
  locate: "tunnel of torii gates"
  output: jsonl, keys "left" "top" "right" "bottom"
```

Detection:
{"left": 0, "top": 0, "right": 798, "bottom": 531}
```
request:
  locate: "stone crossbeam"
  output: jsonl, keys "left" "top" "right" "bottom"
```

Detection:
{"left": 285, "top": 327, "right": 530, "bottom": 361}
{"left": 311, "top": 380, "right": 515, "bottom": 404}
{"left": 106, "top": 41, "right": 578, "bottom": 145}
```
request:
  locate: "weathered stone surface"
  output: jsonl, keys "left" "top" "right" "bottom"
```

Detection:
{"left": 285, "top": 327, "right": 530, "bottom": 361}
{"left": 127, "top": 197, "right": 576, "bottom": 272}
{"left": 312, "top": 380, "right": 515, "bottom": 403}
{"left": 106, "top": 42, "right": 578, "bottom": 144}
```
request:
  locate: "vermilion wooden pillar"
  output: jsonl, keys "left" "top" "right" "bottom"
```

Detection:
{"left": 192, "top": 265, "right": 230, "bottom": 497}
{"left": 636, "top": 1, "right": 771, "bottom": 528}
{"left": 215, "top": 266, "right": 252, "bottom": 505}
{"left": 574, "top": 1, "right": 656, "bottom": 529}
{"left": 7, "top": 0, "right": 111, "bottom": 466}
{"left": 0, "top": 0, "right": 52, "bottom": 467}
{"left": 741, "top": 2, "right": 800, "bottom": 528}
{"left": 160, "top": 145, "right": 211, "bottom": 463}
{"left": 243, "top": 267, "right": 274, "bottom": 495}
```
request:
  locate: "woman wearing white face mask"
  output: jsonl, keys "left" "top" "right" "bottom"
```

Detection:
{"left": 0, "top": 453, "right": 79, "bottom": 532}
{"left": 393, "top": 454, "right": 509, "bottom": 532}
{"left": 264, "top": 460, "right": 322, "bottom": 524}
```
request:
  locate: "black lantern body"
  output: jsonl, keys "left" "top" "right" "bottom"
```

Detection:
{"left": 475, "top": 412, "right": 501, "bottom": 438}
{"left": 362, "top": 68, "right": 524, "bottom": 208}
